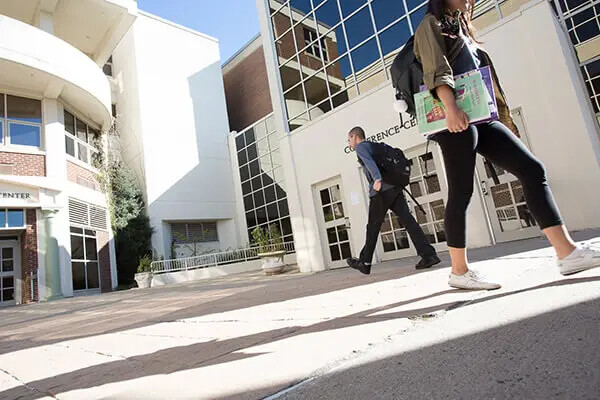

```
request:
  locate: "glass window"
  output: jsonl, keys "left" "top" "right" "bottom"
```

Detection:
{"left": 64, "top": 109, "right": 101, "bottom": 166}
{"left": 372, "top": 0, "right": 408, "bottom": 30}
{"left": 304, "top": 28, "right": 329, "bottom": 62}
{"left": 304, "top": 69, "right": 330, "bottom": 110}
{"left": 246, "top": 211, "right": 257, "bottom": 228}
{"left": 0, "top": 122, "right": 3, "bottom": 145}
{"left": 235, "top": 133, "right": 245, "bottom": 150}
{"left": 247, "top": 143, "right": 258, "bottom": 162}
{"left": 71, "top": 235, "right": 84, "bottom": 260}
{"left": 242, "top": 181, "right": 252, "bottom": 195}
{"left": 406, "top": 0, "right": 427, "bottom": 13}
{"left": 249, "top": 159, "right": 260, "bottom": 177}
{"left": 76, "top": 119, "right": 87, "bottom": 142}
{"left": 265, "top": 184, "right": 277, "bottom": 204}
{"left": 72, "top": 262, "right": 86, "bottom": 291}
{"left": 340, "top": 0, "right": 368, "bottom": 17}
{"left": 235, "top": 117, "right": 294, "bottom": 246}
{"left": 350, "top": 37, "right": 381, "bottom": 75}
{"left": 78, "top": 143, "right": 88, "bottom": 163}
{"left": 290, "top": 0, "right": 313, "bottom": 15}
{"left": 7, "top": 210, "right": 24, "bottom": 227}
{"left": 379, "top": 18, "right": 412, "bottom": 56}
{"left": 9, "top": 124, "right": 41, "bottom": 147}
{"left": 6, "top": 95, "right": 41, "bottom": 123}
{"left": 0, "top": 210, "right": 5, "bottom": 227}
{"left": 0, "top": 94, "right": 4, "bottom": 117}
{"left": 281, "top": 63, "right": 303, "bottom": 92}
{"left": 240, "top": 165, "right": 250, "bottom": 182}
{"left": 64, "top": 111, "right": 75, "bottom": 135}
{"left": 85, "top": 237, "right": 98, "bottom": 260}
{"left": 344, "top": 6, "right": 375, "bottom": 49}
{"left": 327, "top": 54, "right": 352, "bottom": 96}
{"left": 314, "top": 0, "right": 342, "bottom": 28}
{"left": 86, "top": 262, "right": 100, "bottom": 289}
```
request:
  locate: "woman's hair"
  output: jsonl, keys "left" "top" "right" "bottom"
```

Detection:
{"left": 426, "top": 0, "right": 479, "bottom": 41}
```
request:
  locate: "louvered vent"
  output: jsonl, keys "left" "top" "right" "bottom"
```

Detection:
{"left": 69, "top": 198, "right": 108, "bottom": 231}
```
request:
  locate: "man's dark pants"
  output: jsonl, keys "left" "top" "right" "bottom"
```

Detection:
{"left": 359, "top": 187, "right": 436, "bottom": 264}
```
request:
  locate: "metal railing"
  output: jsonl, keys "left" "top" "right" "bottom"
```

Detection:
{"left": 150, "top": 241, "right": 296, "bottom": 274}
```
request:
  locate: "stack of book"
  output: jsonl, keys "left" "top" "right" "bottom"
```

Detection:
{"left": 414, "top": 66, "right": 498, "bottom": 137}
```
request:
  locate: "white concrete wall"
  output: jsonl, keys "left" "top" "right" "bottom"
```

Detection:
{"left": 114, "top": 12, "right": 238, "bottom": 258}
{"left": 0, "top": 15, "right": 112, "bottom": 129}
{"left": 263, "top": 0, "right": 600, "bottom": 272}
{"left": 478, "top": 0, "right": 600, "bottom": 230}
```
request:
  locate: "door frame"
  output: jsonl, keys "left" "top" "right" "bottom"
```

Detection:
{"left": 475, "top": 107, "right": 541, "bottom": 243}
{"left": 313, "top": 176, "right": 354, "bottom": 269}
{"left": 0, "top": 239, "right": 21, "bottom": 306}
{"left": 377, "top": 143, "right": 449, "bottom": 262}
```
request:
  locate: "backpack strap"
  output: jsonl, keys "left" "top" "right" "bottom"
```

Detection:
{"left": 403, "top": 187, "right": 427, "bottom": 216}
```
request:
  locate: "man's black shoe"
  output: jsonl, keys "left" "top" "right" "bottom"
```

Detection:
{"left": 415, "top": 254, "right": 441, "bottom": 270}
{"left": 346, "top": 257, "right": 371, "bottom": 275}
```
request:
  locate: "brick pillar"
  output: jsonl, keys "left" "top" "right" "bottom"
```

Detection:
{"left": 21, "top": 209, "right": 39, "bottom": 303}
{"left": 97, "top": 231, "right": 112, "bottom": 293}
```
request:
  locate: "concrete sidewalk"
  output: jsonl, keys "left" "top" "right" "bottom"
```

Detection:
{"left": 0, "top": 230, "right": 599, "bottom": 399}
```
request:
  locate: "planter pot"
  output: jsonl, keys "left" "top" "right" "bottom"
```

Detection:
{"left": 134, "top": 272, "right": 153, "bottom": 288}
{"left": 258, "top": 250, "right": 286, "bottom": 275}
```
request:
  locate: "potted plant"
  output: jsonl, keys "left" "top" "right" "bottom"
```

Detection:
{"left": 134, "top": 254, "right": 153, "bottom": 288}
{"left": 252, "top": 224, "right": 286, "bottom": 275}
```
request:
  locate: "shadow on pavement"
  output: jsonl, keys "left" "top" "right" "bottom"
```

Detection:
{"left": 244, "top": 297, "right": 600, "bottom": 400}
{"left": 1, "top": 276, "right": 598, "bottom": 399}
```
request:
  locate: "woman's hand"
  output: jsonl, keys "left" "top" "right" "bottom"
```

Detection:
{"left": 445, "top": 105, "right": 469, "bottom": 133}
{"left": 436, "top": 84, "right": 470, "bottom": 133}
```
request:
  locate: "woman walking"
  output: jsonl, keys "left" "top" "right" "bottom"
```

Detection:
{"left": 413, "top": 0, "right": 600, "bottom": 289}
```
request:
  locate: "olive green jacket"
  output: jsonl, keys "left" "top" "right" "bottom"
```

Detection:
{"left": 413, "top": 14, "right": 519, "bottom": 136}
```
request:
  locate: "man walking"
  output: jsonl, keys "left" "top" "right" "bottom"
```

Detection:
{"left": 346, "top": 126, "right": 441, "bottom": 274}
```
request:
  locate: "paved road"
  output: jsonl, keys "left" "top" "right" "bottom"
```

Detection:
{"left": 0, "top": 230, "right": 599, "bottom": 400}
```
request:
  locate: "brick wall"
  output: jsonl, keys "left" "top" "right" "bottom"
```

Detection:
{"left": 20, "top": 209, "right": 38, "bottom": 303}
{"left": 97, "top": 231, "right": 112, "bottom": 293}
{"left": 223, "top": 46, "right": 274, "bottom": 132}
{"left": 67, "top": 161, "right": 100, "bottom": 191}
{"left": 0, "top": 152, "right": 45, "bottom": 176}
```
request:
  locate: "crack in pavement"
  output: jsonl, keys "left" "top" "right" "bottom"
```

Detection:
{"left": 0, "top": 367, "right": 60, "bottom": 399}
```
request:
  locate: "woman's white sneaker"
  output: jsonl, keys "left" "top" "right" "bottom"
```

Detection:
{"left": 558, "top": 245, "right": 600, "bottom": 276}
{"left": 448, "top": 270, "right": 501, "bottom": 290}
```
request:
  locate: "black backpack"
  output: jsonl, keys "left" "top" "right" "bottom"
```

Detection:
{"left": 358, "top": 142, "right": 427, "bottom": 215}
{"left": 373, "top": 142, "right": 411, "bottom": 188}
{"left": 389, "top": 36, "right": 424, "bottom": 118}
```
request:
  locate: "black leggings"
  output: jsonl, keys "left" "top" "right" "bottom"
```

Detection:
{"left": 432, "top": 121, "right": 563, "bottom": 248}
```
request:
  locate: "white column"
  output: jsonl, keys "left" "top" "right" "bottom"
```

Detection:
{"left": 228, "top": 131, "right": 248, "bottom": 246}
{"left": 42, "top": 99, "right": 72, "bottom": 297}
{"left": 41, "top": 210, "right": 62, "bottom": 300}
{"left": 256, "top": 0, "right": 322, "bottom": 272}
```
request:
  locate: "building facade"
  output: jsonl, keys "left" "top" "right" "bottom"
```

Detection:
{"left": 112, "top": 12, "right": 238, "bottom": 260}
{"left": 243, "top": 0, "right": 600, "bottom": 273}
{"left": 0, "top": 0, "right": 137, "bottom": 305}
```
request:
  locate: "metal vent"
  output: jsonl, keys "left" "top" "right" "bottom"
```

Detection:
{"left": 89, "top": 206, "right": 107, "bottom": 230}
{"left": 69, "top": 198, "right": 108, "bottom": 231}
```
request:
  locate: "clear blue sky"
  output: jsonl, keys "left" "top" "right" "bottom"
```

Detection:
{"left": 138, "top": 0, "right": 260, "bottom": 63}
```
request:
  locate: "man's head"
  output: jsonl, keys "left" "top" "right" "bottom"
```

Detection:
{"left": 347, "top": 126, "right": 366, "bottom": 150}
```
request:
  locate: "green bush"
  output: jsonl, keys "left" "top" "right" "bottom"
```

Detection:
{"left": 137, "top": 254, "right": 153, "bottom": 274}
{"left": 108, "top": 162, "right": 154, "bottom": 285}
{"left": 251, "top": 224, "right": 284, "bottom": 254}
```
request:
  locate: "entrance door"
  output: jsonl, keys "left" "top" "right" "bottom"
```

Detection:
{"left": 0, "top": 240, "right": 20, "bottom": 306}
{"left": 475, "top": 108, "right": 540, "bottom": 243}
{"left": 379, "top": 146, "right": 448, "bottom": 261}
{"left": 315, "top": 180, "right": 353, "bottom": 269}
